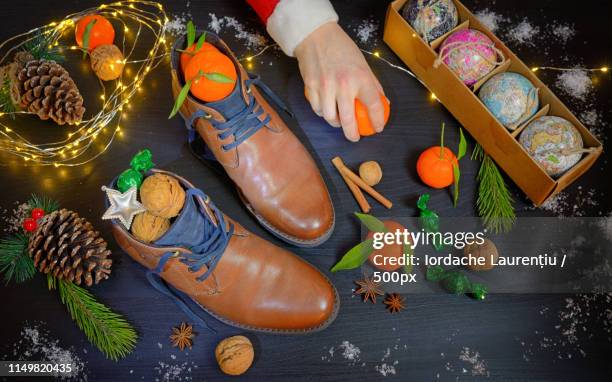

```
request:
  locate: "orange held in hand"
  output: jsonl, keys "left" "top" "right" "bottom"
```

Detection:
{"left": 75, "top": 14, "right": 115, "bottom": 52}
{"left": 180, "top": 42, "right": 219, "bottom": 74}
{"left": 184, "top": 50, "right": 237, "bottom": 102}
{"left": 355, "top": 94, "right": 390, "bottom": 136}
{"left": 416, "top": 146, "right": 458, "bottom": 189}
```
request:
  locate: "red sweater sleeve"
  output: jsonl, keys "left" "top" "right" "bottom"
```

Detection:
{"left": 246, "top": 0, "right": 280, "bottom": 24}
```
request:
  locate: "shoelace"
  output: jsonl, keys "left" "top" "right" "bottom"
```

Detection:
{"left": 146, "top": 188, "right": 234, "bottom": 332}
{"left": 186, "top": 74, "right": 292, "bottom": 151}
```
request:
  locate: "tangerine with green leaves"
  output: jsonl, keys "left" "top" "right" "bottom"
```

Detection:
{"left": 416, "top": 146, "right": 458, "bottom": 188}
{"left": 355, "top": 94, "right": 390, "bottom": 136}
{"left": 180, "top": 42, "right": 219, "bottom": 74}
{"left": 75, "top": 14, "right": 115, "bottom": 52}
{"left": 184, "top": 50, "right": 237, "bottom": 102}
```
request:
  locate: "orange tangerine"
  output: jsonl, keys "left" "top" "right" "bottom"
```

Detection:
{"left": 75, "top": 14, "right": 115, "bottom": 51}
{"left": 184, "top": 50, "right": 237, "bottom": 102}
{"left": 355, "top": 94, "right": 390, "bottom": 136}
{"left": 180, "top": 42, "right": 219, "bottom": 74}
{"left": 416, "top": 146, "right": 458, "bottom": 189}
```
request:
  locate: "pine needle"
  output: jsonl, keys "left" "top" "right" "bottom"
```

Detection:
{"left": 24, "top": 32, "right": 65, "bottom": 62}
{"left": 472, "top": 144, "right": 516, "bottom": 233}
{"left": 0, "top": 234, "right": 35, "bottom": 284}
{"left": 27, "top": 194, "right": 60, "bottom": 214}
{"left": 0, "top": 75, "right": 18, "bottom": 116}
{"left": 50, "top": 276, "right": 137, "bottom": 360}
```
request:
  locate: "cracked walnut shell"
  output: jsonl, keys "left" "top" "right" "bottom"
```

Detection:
{"left": 215, "top": 335, "right": 254, "bottom": 376}
{"left": 90, "top": 44, "right": 124, "bottom": 81}
{"left": 131, "top": 211, "right": 170, "bottom": 243}
{"left": 140, "top": 174, "right": 185, "bottom": 218}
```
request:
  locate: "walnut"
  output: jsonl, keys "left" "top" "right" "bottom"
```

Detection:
{"left": 215, "top": 335, "right": 254, "bottom": 376}
{"left": 359, "top": 161, "right": 383, "bottom": 186}
{"left": 131, "top": 211, "right": 170, "bottom": 243}
{"left": 90, "top": 44, "right": 124, "bottom": 81}
{"left": 140, "top": 174, "right": 185, "bottom": 218}
{"left": 464, "top": 239, "right": 499, "bottom": 271}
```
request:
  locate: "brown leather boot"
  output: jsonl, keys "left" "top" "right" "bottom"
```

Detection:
{"left": 171, "top": 32, "right": 334, "bottom": 247}
{"left": 107, "top": 169, "right": 339, "bottom": 333}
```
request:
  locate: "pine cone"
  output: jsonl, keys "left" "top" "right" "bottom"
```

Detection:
{"left": 27, "top": 209, "right": 112, "bottom": 286}
{"left": 15, "top": 59, "right": 85, "bottom": 125}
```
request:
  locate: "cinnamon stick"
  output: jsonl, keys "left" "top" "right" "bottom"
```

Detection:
{"left": 332, "top": 156, "right": 392, "bottom": 209}
{"left": 331, "top": 157, "right": 371, "bottom": 213}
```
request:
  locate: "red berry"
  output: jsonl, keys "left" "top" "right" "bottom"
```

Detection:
{"left": 23, "top": 218, "right": 37, "bottom": 232}
{"left": 31, "top": 208, "right": 45, "bottom": 220}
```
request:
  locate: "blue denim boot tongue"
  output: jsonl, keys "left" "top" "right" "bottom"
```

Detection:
{"left": 154, "top": 193, "right": 206, "bottom": 248}
{"left": 205, "top": 70, "right": 246, "bottom": 120}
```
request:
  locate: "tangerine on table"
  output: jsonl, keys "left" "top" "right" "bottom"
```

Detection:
{"left": 75, "top": 14, "right": 115, "bottom": 51}
{"left": 416, "top": 146, "right": 458, "bottom": 188}
{"left": 180, "top": 42, "right": 220, "bottom": 74}
{"left": 355, "top": 94, "right": 390, "bottom": 136}
{"left": 184, "top": 50, "right": 237, "bottom": 103}
{"left": 366, "top": 220, "right": 408, "bottom": 272}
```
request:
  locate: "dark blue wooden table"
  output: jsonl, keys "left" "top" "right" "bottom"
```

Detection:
{"left": 1, "top": 0, "right": 610, "bottom": 381}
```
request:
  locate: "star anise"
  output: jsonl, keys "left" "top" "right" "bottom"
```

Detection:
{"left": 170, "top": 322, "right": 195, "bottom": 351}
{"left": 384, "top": 293, "right": 405, "bottom": 313}
{"left": 354, "top": 276, "right": 384, "bottom": 303}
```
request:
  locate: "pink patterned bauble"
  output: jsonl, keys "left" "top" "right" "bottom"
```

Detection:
{"left": 439, "top": 29, "right": 498, "bottom": 86}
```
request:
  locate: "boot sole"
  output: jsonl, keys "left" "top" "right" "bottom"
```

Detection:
{"left": 186, "top": 130, "right": 335, "bottom": 248}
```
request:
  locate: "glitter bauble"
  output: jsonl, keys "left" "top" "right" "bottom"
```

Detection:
{"left": 519, "top": 116, "right": 584, "bottom": 177}
{"left": 439, "top": 29, "right": 498, "bottom": 86}
{"left": 402, "top": 0, "right": 458, "bottom": 43}
{"left": 479, "top": 72, "right": 539, "bottom": 129}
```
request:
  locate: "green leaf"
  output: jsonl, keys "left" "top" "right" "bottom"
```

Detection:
{"left": 82, "top": 18, "right": 97, "bottom": 57}
{"left": 203, "top": 72, "right": 234, "bottom": 84}
{"left": 168, "top": 80, "right": 192, "bottom": 119}
{"left": 547, "top": 154, "right": 560, "bottom": 164}
{"left": 453, "top": 163, "right": 461, "bottom": 207}
{"left": 457, "top": 128, "right": 467, "bottom": 160}
{"left": 186, "top": 21, "right": 196, "bottom": 47}
{"left": 354, "top": 212, "right": 387, "bottom": 233}
{"left": 54, "top": 276, "right": 137, "bottom": 360}
{"left": 331, "top": 239, "right": 374, "bottom": 272}
{"left": 0, "top": 234, "right": 34, "bottom": 284}
{"left": 196, "top": 32, "right": 207, "bottom": 50}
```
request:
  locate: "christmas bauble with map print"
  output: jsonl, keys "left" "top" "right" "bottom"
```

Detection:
{"left": 479, "top": 72, "right": 539, "bottom": 129}
{"left": 439, "top": 29, "right": 498, "bottom": 86}
{"left": 402, "top": 0, "right": 458, "bottom": 43}
{"left": 519, "top": 116, "right": 584, "bottom": 176}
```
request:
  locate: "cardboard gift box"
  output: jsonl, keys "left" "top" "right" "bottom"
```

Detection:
{"left": 383, "top": 0, "right": 603, "bottom": 206}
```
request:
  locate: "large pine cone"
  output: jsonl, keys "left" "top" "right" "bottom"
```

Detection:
{"left": 16, "top": 59, "right": 85, "bottom": 125}
{"left": 27, "top": 209, "right": 112, "bottom": 286}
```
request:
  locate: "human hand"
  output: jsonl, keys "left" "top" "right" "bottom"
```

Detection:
{"left": 295, "top": 22, "right": 386, "bottom": 142}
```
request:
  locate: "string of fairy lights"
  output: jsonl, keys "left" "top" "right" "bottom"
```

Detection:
{"left": 0, "top": 1, "right": 607, "bottom": 168}
{"left": 0, "top": 0, "right": 169, "bottom": 167}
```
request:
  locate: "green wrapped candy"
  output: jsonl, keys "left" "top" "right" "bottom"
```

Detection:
{"left": 470, "top": 283, "right": 488, "bottom": 300}
{"left": 117, "top": 168, "right": 143, "bottom": 192}
{"left": 426, "top": 265, "right": 446, "bottom": 282}
{"left": 130, "top": 149, "right": 155, "bottom": 173}
{"left": 441, "top": 271, "right": 471, "bottom": 294}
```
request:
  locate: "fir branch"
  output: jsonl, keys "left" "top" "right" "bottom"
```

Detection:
{"left": 24, "top": 32, "right": 65, "bottom": 62}
{"left": 0, "top": 234, "right": 35, "bottom": 284}
{"left": 27, "top": 194, "right": 60, "bottom": 214}
{"left": 0, "top": 75, "right": 18, "bottom": 117}
{"left": 50, "top": 275, "right": 137, "bottom": 360}
{"left": 472, "top": 144, "right": 516, "bottom": 233}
